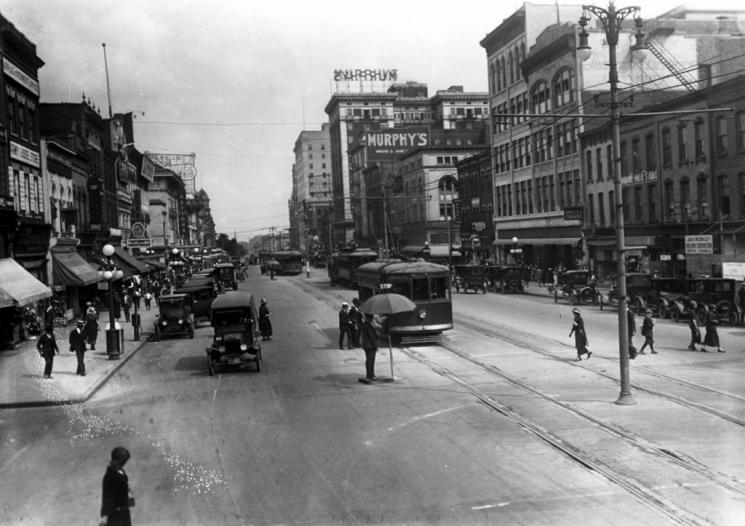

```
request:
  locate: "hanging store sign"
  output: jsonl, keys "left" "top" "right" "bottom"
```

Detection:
{"left": 10, "top": 141, "right": 40, "bottom": 168}
{"left": 621, "top": 170, "right": 657, "bottom": 186}
{"left": 3, "top": 57, "right": 40, "bottom": 96}
{"left": 723, "top": 262, "right": 745, "bottom": 280}
{"left": 365, "top": 126, "right": 430, "bottom": 160}
{"left": 685, "top": 235, "right": 713, "bottom": 255}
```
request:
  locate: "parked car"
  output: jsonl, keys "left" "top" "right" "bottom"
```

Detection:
{"left": 488, "top": 266, "right": 524, "bottom": 293}
{"left": 153, "top": 293, "right": 195, "bottom": 341}
{"left": 686, "top": 277, "right": 740, "bottom": 325}
{"left": 550, "top": 270, "right": 598, "bottom": 305}
{"left": 454, "top": 264, "right": 488, "bottom": 294}
{"left": 634, "top": 277, "right": 688, "bottom": 319}
{"left": 599, "top": 273, "right": 652, "bottom": 311}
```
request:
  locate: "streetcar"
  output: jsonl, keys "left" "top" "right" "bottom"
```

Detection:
{"left": 356, "top": 260, "right": 453, "bottom": 339}
{"left": 328, "top": 247, "right": 378, "bottom": 287}
{"left": 268, "top": 250, "right": 304, "bottom": 275}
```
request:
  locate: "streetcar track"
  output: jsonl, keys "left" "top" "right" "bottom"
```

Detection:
{"left": 400, "top": 346, "right": 710, "bottom": 526}
{"left": 418, "top": 340, "right": 745, "bottom": 498}
{"left": 454, "top": 315, "right": 745, "bottom": 428}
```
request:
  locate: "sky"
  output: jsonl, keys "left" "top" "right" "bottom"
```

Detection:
{"left": 1, "top": 0, "right": 743, "bottom": 241}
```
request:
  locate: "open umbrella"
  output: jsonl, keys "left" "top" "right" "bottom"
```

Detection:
{"left": 359, "top": 293, "right": 416, "bottom": 380}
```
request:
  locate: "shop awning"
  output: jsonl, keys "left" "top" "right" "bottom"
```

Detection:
{"left": 52, "top": 251, "right": 99, "bottom": 287}
{"left": 493, "top": 238, "right": 581, "bottom": 246}
{"left": 400, "top": 245, "right": 462, "bottom": 258}
{"left": 111, "top": 248, "right": 149, "bottom": 276}
{"left": 0, "top": 258, "right": 52, "bottom": 308}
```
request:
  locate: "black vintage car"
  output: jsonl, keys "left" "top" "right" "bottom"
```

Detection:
{"left": 634, "top": 277, "right": 688, "bottom": 319}
{"left": 599, "top": 273, "right": 652, "bottom": 311}
{"left": 454, "top": 264, "right": 488, "bottom": 294}
{"left": 686, "top": 277, "right": 740, "bottom": 325}
{"left": 153, "top": 293, "right": 195, "bottom": 341}
{"left": 488, "top": 266, "right": 524, "bottom": 293}
{"left": 551, "top": 270, "right": 598, "bottom": 305}
{"left": 174, "top": 279, "right": 217, "bottom": 326}
{"left": 206, "top": 290, "right": 262, "bottom": 375}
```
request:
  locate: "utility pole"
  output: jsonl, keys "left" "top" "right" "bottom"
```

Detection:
{"left": 102, "top": 43, "right": 113, "bottom": 118}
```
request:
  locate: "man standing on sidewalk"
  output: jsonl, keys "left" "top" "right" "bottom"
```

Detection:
{"left": 359, "top": 313, "right": 380, "bottom": 384}
{"left": 36, "top": 325, "right": 59, "bottom": 379}
{"left": 69, "top": 319, "right": 87, "bottom": 376}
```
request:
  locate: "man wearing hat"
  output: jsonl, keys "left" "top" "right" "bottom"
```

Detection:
{"left": 338, "top": 302, "right": 353, "bottom": 350}
{"left": 69, "top": 319, "right": 88, "bottom": 376}
{"left": 100, "top": 446, "right": 133, "bottom": 526}
{"left": 639, "top": 309, "right": 657, "bottom": 355}
{"left": 36, "top": 325, "right": 59, "bottom": 379}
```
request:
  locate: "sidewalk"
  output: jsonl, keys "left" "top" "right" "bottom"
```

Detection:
{"left": 0, "top": 305, "right": 158, "bottom": 408}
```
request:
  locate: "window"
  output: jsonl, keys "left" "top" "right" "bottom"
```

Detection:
{"left": 737, "top": 112, "right": 745, "bottom": 151}
{"left": 621, "top": 188, "right": 629, "bottom": 221}
{"left": 648, "top": 183, "right": 658, "bottom": 223}
{"left": 632, "top": 137, "right": 641, "bottom": 172}
{"left": 645, "top": 134, "right": 656, "bottom": 170}
{"left": 664, "top": 179, "right": 674, "bottom": 221}
{"left": 717, "top": 116, "right": 729, "bottom": 155}
{"left": 531, "top": 81, "right": 550, "bottom": 114}
{"left": 508, "top": 50, "right": 514, "bottom": 84}
{"left": 8, "top": 97, "right": 15, "bottom": 136}
{"left": 697, "top": 175, "right": 708, "bottom": 219}
{"left": 574, "top": 170, "right": 581, "bottom": 204}
{"left": 553, "top": 69, "right": 574, "bottom": 107}
{"left": 619, "top": 141, "right": 627, "bottom": 178}
{"left": 585, "top": 150, "right": 593, "bottom": 182}
{"left": 634, "top": 186, "right": 643, "bottom": 222}
{"left": 680, "top": 178, "right": 690, "bottom": 220}
{"left": 596, "top": 147, "right": 604, "bottom": 181}
{"left": 549, "top": 175, "right": 555, "bottom": 211}
{"left": 607, "top": 144, "right": 614, "bottom": 180}
{"left": 609, "top": 190, "right": 615, "bottom": 224}
{"left": 588, "top": 193, "right": 595, "bottom": 224}
{"left": 739, "top": 173, "right": 745, "bottom": 217}
{"left": 678, "top": 123, "right": 688, "bottom": 163}
{"left": 558, "top": 173, "right": 564, "bottom": 209}
{"left": 598, "top": 192, "right": 606, "bottom": 225}
{"left": 662, "top": 128, "right": 672, "bottom": 166}
{"left": 720, "top": 174, "right": 731, "bottom": 217}
{"left": 694, "top": 119, "right": 705, "bottom": 159}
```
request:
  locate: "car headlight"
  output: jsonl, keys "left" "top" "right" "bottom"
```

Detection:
{"left": 217, "top": 345, "right": 225, "bottom": 353}
{"left": 240, "top": 344, "right": 248, "bottom": 351}
{"left": 161, "top": 321, "right": 167, "bottom": 326}
{"left": 215, "top": 336, "right": 223, "bottom": 342}
{"left": 178, "top": 319, "right": 184, "bottom": 325}
{"left": 418, "top": 310, "right": 427, "bottom": 319}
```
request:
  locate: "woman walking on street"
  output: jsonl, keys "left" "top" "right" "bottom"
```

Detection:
{"left": 638, "top": 309, "right": 657, "bottom": 354}
{"left": 99, "top": 446, "right": 134, "bottom": 526}
{"left": 703, "top": 304, "right": 725, "bottom": 353}
{"left": 259, "top": 298, "right": 273, "bottom": 341}
{"left": 688, "top": 312, "right": 702, "bottom": 351}
{"left": 568, "top": 307, "right": 591, "bottom": 361}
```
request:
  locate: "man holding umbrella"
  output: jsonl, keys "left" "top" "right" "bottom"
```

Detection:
{"left": 359, "top": 313, "right": 380, "bottom": 384}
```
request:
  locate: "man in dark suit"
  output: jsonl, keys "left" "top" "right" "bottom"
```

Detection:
{"left": 37, "top": 325, "right": 59, "bottom": 379}
{"left": 69, "top": 319, "right": 88, "bottom": 376}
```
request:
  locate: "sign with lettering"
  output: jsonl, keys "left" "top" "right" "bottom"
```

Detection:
{"left": 563, "top": 206, "right": 584, "bottom": 221}
{"left": 364, "top": 127, "right": 429, "bottom": 160}
{"left": 472, "top": 222, "right": 486, "bottom": 232}
{"left": 659, "top": 254, "right": 672, "bottom": 261}
{"left": 334, "top": 69, "right": 398, "bottom": 82}
{"left": 621, "top": 170, "right": 657, "bottom": 186}
{"left": 126, "top": 238, "right": 151, "bottom": 248}
{"left": 3, "top": 58, "right": 40, "bottom": 96}
{"left": 10, "top": 141, "right": 40, "bottom": 168}
{"left": 685, "top": 235, "right": 713, "bottom": 255}
{"left": 723, "top": 262, "right": 745, "bottom": 280}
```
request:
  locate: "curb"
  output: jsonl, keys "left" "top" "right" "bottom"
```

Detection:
{"left": 0, "top": 331, "right": 152, "bottom": 409}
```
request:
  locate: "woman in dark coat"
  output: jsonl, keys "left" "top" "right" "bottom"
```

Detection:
{"left": 99, "top": 446, "right": 133, "bottom": 526}
{"left": 84, "top": 307, "right": 100, "bottom": 351}
{"left": 258, "top": 298, "right": 273, "bottom": 341}
{"left": 703, "top": 304, "right": 725, "bottom": 353}
{"left": 568, "top": 307, "right": 591, "bottom": 361}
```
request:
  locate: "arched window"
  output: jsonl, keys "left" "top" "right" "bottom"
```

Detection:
{"left": 664, "top": 178, "right": 675, "bottom": 221}
{"left": 696, "top": 173, "right": 709, "bottom": 219}
{"left": 553, "top": 68, "right": 574, "bottom": 107}
{"left": 500, "top": 57, "right": 506, "bottom": 90}
{"left": 680, "top": 176, "right": 690, "bottom": 219}
{"left": 508, "top": 51, "right": 514, "bottom": 85}
{"left": 51, "top": 182, "right": 56, "bottom": 199}
{"left": 530, "top": 81, "right": 551, "bottom": 114}
{"left": 489, "top": 62, "right": 495, "bottom": 93}
{"left": 514, "top": 46, "right": 522, "bottom": 80}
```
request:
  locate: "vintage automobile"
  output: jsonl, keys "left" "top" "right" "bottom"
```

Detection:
{"left": 174, "top": 279, "right": 217, "bottom": 326}
{"left": 550, "top": 270, "right": 598, "bottom": 305}
{"left": 153, "top": 293, "right": 195, "bottom": 341}
{"left": 633, "top": 277, "right": 688, "bottom": 319}
{"left": 453, "top": 264, "right": 488, "bottom": 294}
{"left": 598, "top": 272, "right": 652, "bottom": 311}
{"left": 487, "top": 266, "right": 524, "bottom": 293}
{"left": 686, "top": 277, "right": 741, "bottom": 325}
{"left": 206, "top": 290, "right": 262, "bottom": 375}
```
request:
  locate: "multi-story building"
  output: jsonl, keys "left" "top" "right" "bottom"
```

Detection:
{"left": 454, "top": 149, "right": 493, "bottom": 262}
{"left": 148, "top": 164, "right": 186, "bottom": 246}
{"left": 291, "top": 123, "right": 331, "bottom": 252}
{"left": 330, "top": 83, "right": 488, "bottom": 250}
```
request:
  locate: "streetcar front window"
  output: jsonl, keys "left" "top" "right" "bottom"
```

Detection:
{"left": 430, "top": 277, "right": 449, "bottom": 300}
{"left": 412, "top": 278, "right": 429, "bottom": 301}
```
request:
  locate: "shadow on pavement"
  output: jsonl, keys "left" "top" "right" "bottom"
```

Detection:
{"left": 313, "top": 372, "right": 364, "bottom": 388}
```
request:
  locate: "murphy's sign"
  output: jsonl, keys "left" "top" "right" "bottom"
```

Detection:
{"left": 334, "top": 68, "right": 398, "bottom": 82}
{"left": 365, "top": 127, "right": 430, "bottom": 160}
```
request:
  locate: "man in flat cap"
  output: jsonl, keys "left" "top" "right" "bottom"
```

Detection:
{"left": 69, "top": 319, "right": 88, "bottom": 376}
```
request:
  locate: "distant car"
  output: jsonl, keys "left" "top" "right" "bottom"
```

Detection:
{"left": 634, "top": 277, "right": 688, "bottom": 319}
{"left": 153, "top": 293, "right": 195, "bottom": 341}
{"left": 454, "top": 264, "right": 488, "bottom": 294}
{"left": 686, "top": 277, "right": 740, "bottom": 325}
{"left": 599, "top": 273, "right": 652, "bottom": 311}
{"left": 551, "top": 270, "right": 598, "bottom": 305}
{"left": 487, "top": 266, "right": 524, "bottom": 293}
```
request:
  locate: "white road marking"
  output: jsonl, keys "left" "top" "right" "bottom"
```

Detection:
{"left": 385, "top": 406, "right": 462, "bottom": 433}
{"left": 212, "top": 374, "right": 222, "bottom": 402}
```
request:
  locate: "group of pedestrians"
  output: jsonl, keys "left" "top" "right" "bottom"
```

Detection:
{"left": 338, "top": 299, "right": 362, "bottom": 350}
{"left": 338, "top": 299, "right": 381, "bottom": 384}
{"left": 569, "top": 302, "right": 726, "bottom": 363}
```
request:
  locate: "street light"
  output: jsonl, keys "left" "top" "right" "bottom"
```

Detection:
{"left": 578, "top": 2, "right": 648, "bottom": 406}
{"left": 510, "top": 236, "right": 522, "bottom": 265}
{"left": 99, "top": 243, "right": 124, "bottom": 360}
